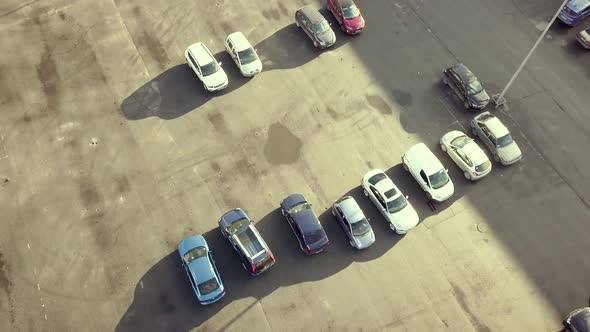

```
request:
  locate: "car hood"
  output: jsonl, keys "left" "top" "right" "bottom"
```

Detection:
{"left": 431, "top": 180, "right": 454, "bottom": 202}
{"left": 203, "top": 69, "right": 228, "bottom": 87}
{"left": 240, "top": 59, "right": 262, "bottom": 74}
{"left": 469, "top": 90, "right": 490, "bottom": 106}
{"left": 344, "top": 15, "right": 365, "bottom": 29}
{"left": 317, "top": 30, "right": 336, "bottom": 45}
{"left": 353, "top": 229, "right": 375, "bottom": 248}
{"left": 497, "top": 142, "right": 522, "bottom": 163}
{"left": 389, "top": 204, "right": 420, "bottom": 232}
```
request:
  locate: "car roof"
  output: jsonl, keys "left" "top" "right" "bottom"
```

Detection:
{"left": 189, "top": 255, "right": 215, "bottom": 284}
{"left": 338, "top": 197, "right": 365, "bottom": 221}
{"left": 298, "top": 5, "right": 326, "bottom": 23}
{"left": 220, "top": 208, "right": 248, "bottom": 229}
{"left": 374, "top": 177, "right": 399, "bottom": 200}
{"left": 462, "top": 141, "right": 489, "bottom": 165}
{"left": 187, "top": 42, "right": 215, "bottom": 66}
{"left": 227, "top": 32, "right": 252, "bottom": 51}
{"left": 451, "top": 63, "right": 478, "bottom": 82}
{"left": 480, "top": 114, "right": 510, "bottom": 137}
{"left": 293, "top": 208, "right": 320, "bottom": 233}
{"left": 405, "top": 143, "right": 444, "bottom": 174}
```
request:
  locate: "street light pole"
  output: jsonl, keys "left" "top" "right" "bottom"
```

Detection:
{"left": 492, "top": 0, "right": 570, "bottom": 108}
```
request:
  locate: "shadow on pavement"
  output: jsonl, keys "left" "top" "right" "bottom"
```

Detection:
{"left": 120, "top": 52, "right": 250, "bottom": 120}
{"left": 116, "top": 198, "right": 403, "bottom": 331}
{"left": 255, "top": 23, "right": 349, "bottom": 71}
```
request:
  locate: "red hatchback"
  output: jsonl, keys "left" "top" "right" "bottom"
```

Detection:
{"left": 327, "top": 0, "right": 365, "bottom": 35}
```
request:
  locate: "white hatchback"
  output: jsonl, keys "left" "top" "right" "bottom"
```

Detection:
{"left": 225, "top": 32, "right": 262, "bottom": 77}
{"left": 361, "top": 169, "right": 419, "bottom": 234}
{"left": 402, "top": 143, "right": 454, "bottom": 202}
{"left": 185, "top": 42, "right": 228, "bottom": 92}
{"left": 440, "top": 130, "right": 492, "bottom": 181}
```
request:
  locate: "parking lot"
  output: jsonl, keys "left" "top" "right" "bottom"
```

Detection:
{"left": 1, "top": 0, "right": 590, "bottom": 331}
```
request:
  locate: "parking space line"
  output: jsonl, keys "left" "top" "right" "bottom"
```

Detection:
{"left": 437, "top": 96, "right": 466, "bottom": 132}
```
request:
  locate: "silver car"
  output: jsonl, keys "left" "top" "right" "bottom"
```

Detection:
{"left": 440, "top": 130, "right": 492, "bottom": 180}
{"left": 295, "top": 5, "right": 336, "bottom": 49}
{"left": 332, "top": 196, "right": 375, "bottom": 249}
{"left": 471, "top": 112, "right": 522, "bottom": 165}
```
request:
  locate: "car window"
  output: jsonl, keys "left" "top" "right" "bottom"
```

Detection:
{"left": 237, "top": 48, "right": 258, "bottom": 65}
{"left": 287, "top": 201, "right": 311, "bottom": 215}
{"left": 226, "top": 218, "right": 249, "bottom": 235}
{"left": 201, "top": 61, "right": 220, "bottom": 76}
{"left": 312, "top": 20, "right": 331, "bottom": 34}
{"left": 386, "top": 195, "right": 408, "bottom": 213}
{"left": 342, "top": 4, "right": 361, "bottom": 19}
{"left": 419, "top": 170, "right": 428, "bottom": 184}
{"left": 226, "top": 39, "right": 233, "bottom": 50}
{"left": 336, "top": 206, "right": 344, "bottom": 218}
{"left": 457, "top": 150, "right": 472, "bottom": 166}
{"left": 351, "top": 218, "right": 371, "bottom": 236}
{"left": 197, "top": 277, "right": 220, "bottom": 296}
{"left": 496, "top": 133, "right": 514, "bottom": 147}
{"left": 467, "top": 80, "right": 483, "bottom": 95}
{"left": 450, "top": 135, "right": 471, "bottom": 148}
{"left": 429, "top": 169, "right": 450, "bottom": 190}
{"left": 368, "top": 173, "right": 387, "bottom": 185}
{"left": 370, "top": 187, "right": 386, "bottom": 208}
{"left": 183, "top": 246, "right": 207, "bottom": 264}
{"left": 187, "top": 54, "right": 200, "bottom": 73}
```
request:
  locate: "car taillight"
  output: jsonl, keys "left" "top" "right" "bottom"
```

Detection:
{"left": 250, "top": 262, "right": 256, "bottom": 274}
{"left": 269, "top": 252, "right": 275, "bottom": 261}
{"left": 306, "top": 248, "right": 314, "bottom": 254}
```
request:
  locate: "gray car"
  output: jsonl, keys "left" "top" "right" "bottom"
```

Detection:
{"left": 471, "top": 112, "right": 522, "bottom": 165}
{"left": 332, "top": 196, "right": 375, "bottom": 249}
{"left": 295, "top": 5, "right": 336, "bottom": 49}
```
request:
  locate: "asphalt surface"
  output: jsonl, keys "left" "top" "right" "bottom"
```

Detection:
{"left": 1, "top": 0, "right": 589, "bottom": 331}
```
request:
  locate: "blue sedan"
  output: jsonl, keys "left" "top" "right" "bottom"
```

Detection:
{"left": 178, "top": 235, "right": 225, "bottom": 305}
{"left": 558, "top": 0, "right": 590, "bottom": 26}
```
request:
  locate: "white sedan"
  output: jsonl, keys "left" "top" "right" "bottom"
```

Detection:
{"left": 440, "top": 130, "right": 492, "bottom": 180}
{"left": 361, "top": 169, "right": 419, "bottom": 234}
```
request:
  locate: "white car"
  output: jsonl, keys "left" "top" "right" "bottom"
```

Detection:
{"left": 440, "top": 130, "right": 492, "bottom": 181}
{"left": 470, "top": 112, "right": 522, "bottom": 165}
{"left": 402, "top": 143, "right": 454, "bottom": 202}
{"left": 185, "top": 42, "right": 228, "bottom": 92}
{"left": 225, "top": 32, "right": 262, "bottom": 77}
{"left": 361, "top": 169, "right": 419, "bottom": 234}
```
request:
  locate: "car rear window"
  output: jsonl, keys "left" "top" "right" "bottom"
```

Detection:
{"left": 368, "top": 173, "right": 387, "bottom": 185}
{"left": 197, "top": 277, "right": 220, "bottom": 296}
{"left": 475, "top": 160, "right": 491, "bottom": 173}
{"left": 383, "top": 188, "right": 398, "bottom": 199}
{"left": 254, "top": 253, "right": 274, "bottom": 272}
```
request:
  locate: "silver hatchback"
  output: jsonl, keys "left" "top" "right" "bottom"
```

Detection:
{"left": 295, "top": 5, "right": 336, "bottom": 49}
{"left": 332, "top": 196, "right": 375, "bottom": 249}
{"left": 470, "top": 112, "right": 522, "bottom": 166}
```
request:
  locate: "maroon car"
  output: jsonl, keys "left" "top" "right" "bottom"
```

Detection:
{"left": 327, "top": 0, "right": 365, "bottom": 35}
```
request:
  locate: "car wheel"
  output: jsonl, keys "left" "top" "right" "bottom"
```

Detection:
{"left": 426, "top": 192, "right": 432, "bottom": 201}
{"left": 471, "top": 127, "right": 478, "bottom": 136}
{"left": 464, "top": 171, "right": 472, "bottom": 180}
{"left": 389, "top": 224, "right": 396, "bottom": 232}
{"left": 202, "top": 82, "right": 208, "bottom": 91}
{"left": 441, "top": 144, "right": 447, "bottom": 152}
{"left": 442, "top": 75, "right": 449, "bottom": 85}
{"left": 331, "top": 208, "right": 336, "bottom": 216}
{"left": 363, "top": 189, "right": 369, "bottom": 197}
{"left": 402, "top": 162, "right": 409, "bottom": 171}
{"left": 313, "top": 40, "right": 319, "bottom": 48}
{"left": 494, "top": 154, "right": 500, "bottom": 162}
{"left": 464, "top": 100, "right": 470, "bottom": 109}
{"left": 349, "top": 240, "right": 355, "bottom": 248}
{"left": 340, "top": 24, "right": 346, "bottom": 32}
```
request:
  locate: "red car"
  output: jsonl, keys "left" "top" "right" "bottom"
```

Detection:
{"left": 327, "top": 0, "right": 365, "bottom": 35}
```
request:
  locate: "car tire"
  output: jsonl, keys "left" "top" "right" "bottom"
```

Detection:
{"left": 389, "top": 224, "right": 396, "bottom": 232}
{"left": 363, "top": 189, "right": 369, "bottom": 197}
{"left": 349, "top": 240, "right": 355, "bottom": 248}
{"left": 313, "top": 40, "right": 319, "bottom": 48}
{"left": 340, "top": 24, "right": 346, "bottom": 32}
{"left": 441, "top": 144, "right": 447, "bottom": 152}
{"left": 331, "top": 208, "right": 336, "bottom": 216}
{"left": 442, "top": 75, "right": 449, "bottom": 85}
{"left": 464, "top": 100, "right": 470, "bottom": 109}
{"left": 402, "top": 162, "right": 409, "bottom": 171}
{"left": 203, "top": 82, "right": 208, "bottom": 91}
{"left": 464, "top": 171, "right": 472, "bottom": 180}
{"left": 471, "top": 127, "right": 478, "bottom": 136}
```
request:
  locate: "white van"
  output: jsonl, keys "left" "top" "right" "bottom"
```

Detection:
{"left": 402, "top": 143, "right": 454, "bottom": 202}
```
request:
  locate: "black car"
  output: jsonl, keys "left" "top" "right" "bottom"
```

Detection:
{"left": 219, "top": 208, "right": 276, "bottom": 275}
{"left": 280, "top": 194, "right": 330, "bottom": 255}
{"left": 295, "top": 5, "right": 336, "bottom": 49}
{"left": 563, "top": 307, "right": 590, "bottom": 332}
{"left": 443, "top": 63, "right": 490, "bottom": 110}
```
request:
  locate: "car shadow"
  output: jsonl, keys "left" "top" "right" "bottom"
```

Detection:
{"left": 255, "top": 22, "right": 348, "bottom": 71}
{"left": 120, "top": 52, "right": 250, "bottom": 120}
{"left": 115, "top": 202, "right": 401, "bottom": 331}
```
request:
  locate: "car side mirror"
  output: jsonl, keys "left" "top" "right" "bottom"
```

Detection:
{"left": 218, "top": 62, "right": 222, "bottom": 66}
{"left": 405, "top": 195, "right": 409, "bottom": 199}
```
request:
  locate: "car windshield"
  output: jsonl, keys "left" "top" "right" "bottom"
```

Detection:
{"left": 496, "top": 134, "right": 514, "bottom": 147}
{"left": 351, "top": 218, "right": 371, "bottom": 236}
{"left": 305, "top": 228, "right": 325, "bottom": 244}
{"left": 467, "top": 80, "right": 483, "bottom": 94}
{"left": 312, "top": 20, "right": 331, "bottom": 34}
{"left": 201, "top": 61, "right": 220, "bottom": 76}
{"left": 368, "top": 173, "right": 387, "bottom": 185}
{"left": 429, "top": 169, "right": 450, "bottom": 190}
{"left": 450, "top": 135, "right": 471, "bottom": 148}
{"left": 183, "top": 246, "right": 207, "bottom": 264}
{"left": 197, "top": 277, "right": 220, "bottom": 296}
{"left": 237, "top": 48, "right": 258, "bottom": 65}
{"left": 343, "top": 5, "right": 361, "bottom": 19}
{"left": 288, "top": 202, "right": 311, "bottom": 215}
{"left": 386, "top": 195, "right": 408, "bottom": 213}
{"left": 226, "top": 218, "right": 249, "bottom": 235}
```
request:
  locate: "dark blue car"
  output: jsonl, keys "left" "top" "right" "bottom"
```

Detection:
{"left": 280, "top": 194, "right": 330, "bottom": 255}
{"left": 559, "top": 0, "right": 590, "bottom": 26}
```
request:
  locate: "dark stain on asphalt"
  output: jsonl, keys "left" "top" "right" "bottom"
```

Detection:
{"left": 366, "top": 94, "right": 392, "bottom": 115}
{"left": 36, "top": 43, "right": 61, "bottom": 112}
{"left": 59, "top": 11, "right": 66, "bottom": 21}
{"left": 278, "top": 2, "right": 290, "bottom": 16}
{"left": 0, "top": 249, "right": 15, "bottom": 323}
{"left": 115, "top": 175, "right": 131, "bottom": 194}
{"left": 264, "top": 122, "right": 302, "bottom": 165}
{"left": 210, "top": 161, "right": 221, "bottom": 173}
{"left": 326, "top": 106, "right": 341, "bottom": 120}
{"left": 208, "top": 112, "right": 228, "bottom": 134}
{"left": 140, "top": 31, "right": 170, "bottom": 70}
{"left": 391, "top": 89, "right": 413, "bottom": 108}
{"left": 450, "top": 282, "right": 491, "bottom": 332}
{"left": 132, "top": 6, "right": 142, "bottom": 17}
{"left": 262, "top": 8, "right": 281, "bottom": 20}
